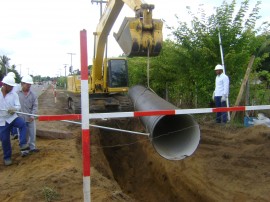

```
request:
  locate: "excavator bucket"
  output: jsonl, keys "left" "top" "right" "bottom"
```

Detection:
{"left": 114, "top": 17, "right": 163, "bottom": 57}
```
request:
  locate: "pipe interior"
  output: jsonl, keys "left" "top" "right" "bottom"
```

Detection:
{"left": 151, "top": 115, "right": 200, "bottom": 160}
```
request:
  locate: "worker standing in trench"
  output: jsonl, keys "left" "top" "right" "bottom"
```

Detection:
{"left": 212, "top": 64, "right": 230, "bottom": 124}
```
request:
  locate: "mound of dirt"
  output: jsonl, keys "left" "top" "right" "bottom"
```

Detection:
{"left": 1, "top": 87, "right": 270, "bottom": 201}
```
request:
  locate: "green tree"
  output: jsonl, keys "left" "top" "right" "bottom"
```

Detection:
{"left": 128, "top": 57, "right": 148, "bottom": 86}
{"left": 0, "top": 55, "right": 11, "bottom": 79}
{"left": 256, "top": 35, "right": 270, "bottom": 71}
{"left": 155, "top": 0, "right": 269, "bottom": 107}
{"left": 128, "top": 0, "right": 270, "bottom": 111}
{"left": 56, "top": 76, "right": 67, "bottom": 88}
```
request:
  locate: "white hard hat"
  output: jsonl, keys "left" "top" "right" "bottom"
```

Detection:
{"left": 7, "top": 72, "right": 16, "bottom": 78}
{"left": 21, "top": 75, "right": 34, "bottom": 84}
{"left": 2, "top": 76, "right": 17, "bottom": 86}
{"left": 214, "top": 64, "right": 223, "bottom": 71}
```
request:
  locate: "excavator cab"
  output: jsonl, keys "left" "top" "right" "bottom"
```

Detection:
{"left": 107, "top": 58, "right": 129, "bottom": 88}
{"left": 106, "top": 58, "right": 129, "bottom": 93}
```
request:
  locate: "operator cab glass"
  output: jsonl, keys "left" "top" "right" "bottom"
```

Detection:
{"left": 108, "top": 59, "right": 128, "bottom": 88}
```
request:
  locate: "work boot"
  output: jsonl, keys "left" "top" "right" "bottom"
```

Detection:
{"left": 29, "top": 149, "right": 40, "bottom": 153}
{"left": 21, "top": 151, "right": 29, "bottom": 157}
{"left": 12, "top": 134, "right": 18, "bottom": 140}
{"left": 20, "top": 144, "right": 30, "bottom": 151}
{"left": 4, "top": 159, "right": 12, "bottom": 166}
{"left": 20, "top": 144, "right": 30, "bottom": 157}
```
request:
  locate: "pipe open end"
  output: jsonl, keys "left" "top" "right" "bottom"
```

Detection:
{"left": 150, "top": 114, "right": 200, "bottom": 160}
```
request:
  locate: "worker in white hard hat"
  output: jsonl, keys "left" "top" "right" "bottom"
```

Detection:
{"left": 7, "top": 72, "right": 21, "bottom": 93}
{"left": 213, "top": 64, "right": 230, "bottom": 124}
{"left": 7, "top": 72, "right": 15, "bottom": 78}
{"left": 7, "top": 71, "right": 21, "bottom": 139}
{"left": 17, "top": 75, "right": 39, "bottom": 153}
{"left": 0, "top": 76, "right": 30, "bottom": 166}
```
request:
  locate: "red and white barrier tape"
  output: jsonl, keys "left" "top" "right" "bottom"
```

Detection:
{"left": 37, "top": 105, "right": 270, "bottom": 121}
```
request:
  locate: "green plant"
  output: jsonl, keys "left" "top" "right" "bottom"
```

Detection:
{"left": 42, "top": 186, "right": 60, "bottom": 202}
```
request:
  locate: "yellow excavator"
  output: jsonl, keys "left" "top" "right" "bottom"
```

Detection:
{"left": 67, "top": 0, "right": 163, "bottom": 113}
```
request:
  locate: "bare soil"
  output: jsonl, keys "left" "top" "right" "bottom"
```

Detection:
{"left": 1, "top": 86, "right": 270, "bottom": 202}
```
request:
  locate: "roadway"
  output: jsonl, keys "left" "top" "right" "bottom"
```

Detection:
{"left": 30, "top": 83, "right": 50, "bottom": 97}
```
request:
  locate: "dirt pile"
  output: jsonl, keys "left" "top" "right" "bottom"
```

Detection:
{"left": 1, "top": 87, "right": 270, "bottom": 201}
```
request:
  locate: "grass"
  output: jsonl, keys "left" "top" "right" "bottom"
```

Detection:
{"left": 42, "top": 186, "right": 60, "bottom": 202}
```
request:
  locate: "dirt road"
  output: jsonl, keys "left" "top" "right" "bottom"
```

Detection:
{"left": 1, "top": 86, "right": 270, "bottom": 201}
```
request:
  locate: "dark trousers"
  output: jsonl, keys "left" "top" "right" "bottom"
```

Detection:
{"left": 11, "top": 127, "right": 18, "bottom": 136}
{"left": 214, "top": 96, "right": 227, "bottom": 123}
{"left": 0, "top": 117, "right": 27, "bottom": 160}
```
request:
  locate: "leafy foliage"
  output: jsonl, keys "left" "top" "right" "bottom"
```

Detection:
{"left": 0, "top": 55, "right": 23, "bottom": 83}
{"left": 128, "top": 0, "right": 270, "bottom": 109}
{"left": 0, "top": 55, "right": 11, "bottom": 80}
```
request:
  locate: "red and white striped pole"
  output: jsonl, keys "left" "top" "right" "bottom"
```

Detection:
{"left": 54, "top": 89, "right": 57, "bottom": 103}
{"left": 80, "top": 29, "right": 90, "bottom": 202}
{"left": 52, "top": 84, "right": 57, "bottom": 103}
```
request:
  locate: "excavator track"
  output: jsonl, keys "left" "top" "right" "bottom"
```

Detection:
{"left": 89, "top": 93, "right": 134, "bottom": 113}
{"left": 67, "top": 93, "right": 134, "bottom": 114}
{"left": 113, "top": 94, "right": 134, "bottom": 112}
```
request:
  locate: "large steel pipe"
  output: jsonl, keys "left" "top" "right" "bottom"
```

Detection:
{"left": 128, "top": 85, "right": 200, "bottom": 160}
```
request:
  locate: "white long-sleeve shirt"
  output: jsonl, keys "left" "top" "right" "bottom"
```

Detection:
{"left": 214, "top": 73, "right": 229, "bottom": 96}
{"left": 0, "top": 88, "right": 21, "bottom": 126}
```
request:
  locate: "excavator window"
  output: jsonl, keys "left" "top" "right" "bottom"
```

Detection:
{"left": 107, "top": 59, "right": 128, "bottom": 88}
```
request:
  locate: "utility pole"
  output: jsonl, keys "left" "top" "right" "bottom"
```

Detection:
{"left": 63, "top": 63, "right": 68, "bottom": 89}
{"left": 92, "top": 0, "right": 108, "bottom": 57}
{"left": 91, "top": 0, "right": 107, "bottom": 17}
{"left": 67, "top": 53, "right": 76, "bottom": 73}
{"left": 63, "top": 64, "right": 68, "bottom": 77}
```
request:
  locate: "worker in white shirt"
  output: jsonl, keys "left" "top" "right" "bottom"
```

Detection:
{"left": 7, "top": 72, "right": 21, "bottom": 139}
{"left": 213, "top": 64, "right": 230, "bottom": 124}
{"left": 0, "top": 76, "right": 30, "bottom": 166}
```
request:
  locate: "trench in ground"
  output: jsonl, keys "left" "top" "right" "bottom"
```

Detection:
{"left": 98, "top": 118, "right": 204, "bottom": 202}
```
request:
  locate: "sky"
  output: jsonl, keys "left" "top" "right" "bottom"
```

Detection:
{"left": 0, "top": 0, "right": 269, "bottom": 77}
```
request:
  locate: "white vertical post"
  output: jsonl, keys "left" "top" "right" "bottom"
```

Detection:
{"left": 80, "top": 30, "right": 91, "bottom": 202}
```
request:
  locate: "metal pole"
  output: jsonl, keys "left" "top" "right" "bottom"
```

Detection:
{"left": 67, "top": 53, "right": 76, "bottom": 72}
{"left": 217, "top": 24, "right": 230, "bottom": 121}
{"left": 218, "top": 26, "right": 225, "bottom": 72}
{"left": 63, "top": 64, "right": 68, "bottom": 77}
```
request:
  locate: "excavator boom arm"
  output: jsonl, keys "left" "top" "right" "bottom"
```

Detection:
{"left": 92, "top": 0, "right": 163, "bottom": 91}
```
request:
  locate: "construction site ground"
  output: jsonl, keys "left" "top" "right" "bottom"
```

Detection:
{"left": 0, "top": 86, "right": 270, "bottom": 202}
